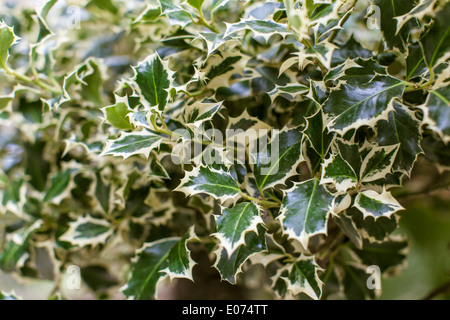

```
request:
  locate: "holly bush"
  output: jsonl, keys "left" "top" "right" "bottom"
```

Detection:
{"left": 0, "top": 0, "right": 449, "bottom": 300}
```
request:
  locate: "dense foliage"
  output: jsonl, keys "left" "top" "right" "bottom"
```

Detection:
{"left": 0, "top": 0, "right": 449, "bottom": 300}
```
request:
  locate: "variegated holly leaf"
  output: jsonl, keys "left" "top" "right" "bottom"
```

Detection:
{"left": 254, "top": 126, "right": 303, "bottom": 191}
{"left": 422, "top": 87, "right": 450, "bottom": 143}
{"left": 213, "top": 202, "right": 264, "bottom": 256}
{"left": 321, "top": 153, "right": 359, "bottom": 192}
{"left": 322, "top": 139, "right": 398, "bottom": 191}
{"left": 331, "top": 36, "right": 372, "bottom": 67}
{"left": 372, "top": 0, "right": 416, "bottom": 51}
{"left": 214, "top": 225, "right": 267, "bottom": 284}
{"left": 100, "top": 131, "right": 163, "bottom": 159}
{"left": 323, "top": 75, "right": 405, "bottom": 134}
{"left": 284, "top": 256, "right": 323, "bottom": 300}
{"left": 122, "top": 233, "right": 197, "bottom": 300}
{"left": 267, "top": 84, "right": 309, "bottom": 102}
{"left": 360, "top": 145, "right": 399, "bottom": 183}
{"left": 354, "top": 189, "right": 404, "bottom": 219}
{"left": 175, "top": 165, "right": 241, "bottom": 202}
{"left": 183, "top": 100, "right": 222, "bottom": 125}
{"left": 0, "top": 21, "right": 19, "bottom": 67}
{"left": 133, "top": 53, "right": 174, "bottom": 112}
{"left": 394, "top": 0, "right": 437, "bottom": 32}
{"left": 224, "top": 18, "right": 291, "bottom": 41}
{"left": 0, "top": 221, "right": 42, "bottom": 272}
{"left": 375, "top": 100, "right": 423, "bottom": 175}
{"left": 419, "top": 3, "right": 450, "bottom": 69}
{"left": 279, "top": 178, "right": 335, "bottom": 249}
{"left": 303, "top": 109, "right": 334, "bottom": 158}
{"left": 162, "top": 227, "right": 198, "bottom": 281}
{"left": 44, "top": 169, "right": 75, "bottom": 203}
{"left": 158, "top": 0, "right": 193, "bottom": 28}
{"left": 59, "top": 216, "right": 114, "bottom": 247}
{"left": 202, "top": 50, "right": 250, "bottom": 90}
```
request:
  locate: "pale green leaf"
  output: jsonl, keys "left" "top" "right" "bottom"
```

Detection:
{"left": 103, "top": 101, "right": 133, "bottom": 130}
{"left": 0, "top": 21, "right": 19, "bottom": 67}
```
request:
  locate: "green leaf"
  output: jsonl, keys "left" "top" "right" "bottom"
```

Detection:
{"left": 406, "top": 43, "right": 428, "bottom": 80}
{"left": 214, "top": 226, "right": 267, "bottom": 284}
{"left": 134, "top": 54, "right": 173, "bottom": 112}
{"left": 44, "top": 169, "right": 74, "bottom": 203}
{"left": 339, "top": 256, "right": 377, "bottom": 299}
{"left": 0, "top": 21, "right": 19, "bottom": 68}
{"left": 103, "top": 101, "right": 133, "bottom": 130}
{"left": 214, "top": 202, "right": 264, "bottom": 256}
{"left": 375, "top": 101, "right": 423, "bottom": 175}
{"left": 187, "top": 0, "right": 205, "bottom": 11}
{"left": 60, "top": 216, "right": 114, "bottom": 247}
{"left": 354, "top": 189, "right": 404, "bottom": 219}
{"left": 422, "top": 87, "right": 450, "bottom": 143}
{"left": 323, "top": 75, "right": 405, "bottom": 134}
{"left": 100, "top": 131, "right": 163, "bottom": 159}
{"left": 351, "top": 239, "right": 408, "bottom": 273}
{"left": 279, "top": 178, "right": 335, "bottom": 249}
{"left": 175, "top": 165, "right": 241, "bottom": 202}
{"left": 284, "top": 256, "right": 323, "bottom": 300}
{"left": 254, "top": 126, "right": 303, "bottom": 191}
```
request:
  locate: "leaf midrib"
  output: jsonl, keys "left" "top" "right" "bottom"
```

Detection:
{"left": 229, "top": 202, "right": 252, "bottom": 246}
{"left": 258, "top": 140, "right": 301, "bottom": 190}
